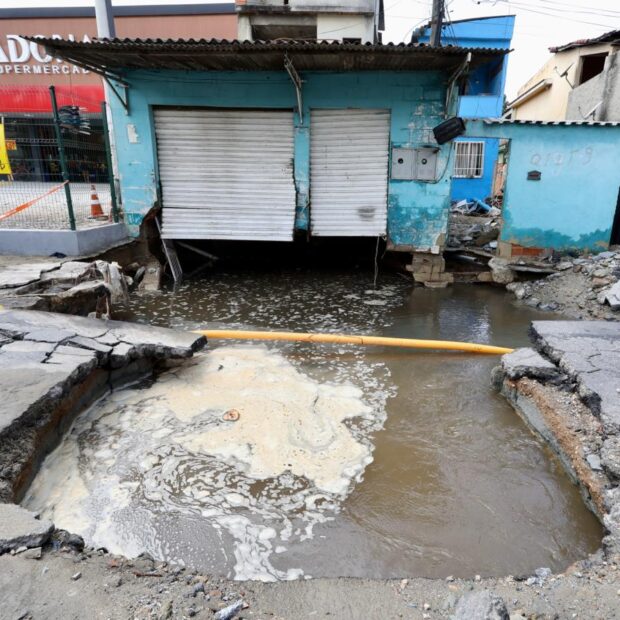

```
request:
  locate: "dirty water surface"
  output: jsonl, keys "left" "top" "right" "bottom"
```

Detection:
{"left": 24, "top": 270, "right": 603, "bottom": 581}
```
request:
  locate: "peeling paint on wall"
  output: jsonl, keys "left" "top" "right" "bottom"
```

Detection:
{"left": 465, "top": 120, "right": 620, "bottom": 251}
{"left": 110, "top": 70, "right": 453, "bottom": 246}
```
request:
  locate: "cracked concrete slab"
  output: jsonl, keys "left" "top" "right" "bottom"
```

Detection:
{"left": 0, "top": 308, "right": 207, "bottom": 505}
{"left": 0, "top": 262, "right": 63, "bottom": 290}
{"left": 497, "top": 320, "right": 620, "bottom": 558}
{"left": 38, "top": 261, "right": 91, "bottom": 284}
{"left": 501, "top": 347, "right": 559, "bottom": 381}
{"left": 0, "top": 365, "right": 70, "bottom": 435}
{"left": 531, "top": 321, "right": 620, "bottom": 429}
{"left": 24, "top": 328, "right": 77, "bottom": 343}
{"left": 0, "top": 504, "right": 54, "bottom": 553}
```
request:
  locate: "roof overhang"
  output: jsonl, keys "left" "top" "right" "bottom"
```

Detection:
{"left": 507, "top": 78, "right": 552, "bottom": 110}
{"left": 549, "top": 29, "right": 620, "bottom": 53}
{"left": 25, "top": 37, "right": 508, "bottom": 79}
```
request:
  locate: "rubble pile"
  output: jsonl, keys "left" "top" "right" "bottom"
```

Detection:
{"left": 0, "top": 259, "right": 139, "bottom": 317}
{"left": 506, "top": 250, "right": 620, "bottom": 319}
{"left": 447, "top": 199, "right": 501, "bottom": 252}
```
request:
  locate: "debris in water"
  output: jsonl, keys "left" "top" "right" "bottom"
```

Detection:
{"left": 222, "top": 409, "right": 240, "bottom": 422}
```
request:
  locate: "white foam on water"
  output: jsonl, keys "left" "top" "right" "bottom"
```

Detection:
{"left": 23, "top": 345, "right": 391, "bottom": 581}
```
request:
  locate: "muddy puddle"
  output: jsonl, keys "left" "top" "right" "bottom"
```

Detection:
{"left": 24, "top": 269, "right": 603, "bottom": 580}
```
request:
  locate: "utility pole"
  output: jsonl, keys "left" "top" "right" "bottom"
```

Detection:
{"left": 94, "top": 0, "right": 116, "bottom": 39}
{"left": 430, "top": 0, "right": 444, "bottom": 47}
{"left": 94, "top": 0, "right": 120, "bottom": 212}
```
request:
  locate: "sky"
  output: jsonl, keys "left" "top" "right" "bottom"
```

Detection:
{"left": 4, "top": 0, "right": 620, "bottom": 97}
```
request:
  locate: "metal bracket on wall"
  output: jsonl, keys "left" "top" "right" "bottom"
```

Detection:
{"left": 104, "top": 77, "right": 129, "bottom": 113}
{"left": 284, "top": 54, "right": 304, "bottom": 124}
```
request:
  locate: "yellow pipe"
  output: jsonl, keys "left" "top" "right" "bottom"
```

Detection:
{"left": 193, "top": 329, "right": 514, "bottom": 355}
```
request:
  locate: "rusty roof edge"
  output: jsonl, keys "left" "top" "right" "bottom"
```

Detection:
{"left": 24, "top": 36, "right": 508, "bottom": 56}
{"left": 549, "top": 29, "right": 620, "bottom": 53}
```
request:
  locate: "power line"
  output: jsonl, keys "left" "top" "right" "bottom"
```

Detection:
{"left": 474, "top": 0, "right": 616, "bottom": 28}
{"left": 537, "top": 0, "right": 620, "bottom": 18}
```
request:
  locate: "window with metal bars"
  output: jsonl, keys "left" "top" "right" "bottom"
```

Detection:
{"left": 453, "top": 141, "right": 485, "bottom": 178}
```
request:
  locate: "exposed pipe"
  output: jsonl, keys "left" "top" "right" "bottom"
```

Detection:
{"left": 193, "top": 330, "right": 514, "bottom": 355}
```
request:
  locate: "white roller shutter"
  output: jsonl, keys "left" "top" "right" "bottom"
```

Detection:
{"left": 310, "top": 109, "right": 390, "bottom": 236}
{"left": 154, "top": 108, "right": 296, "bottom": 241}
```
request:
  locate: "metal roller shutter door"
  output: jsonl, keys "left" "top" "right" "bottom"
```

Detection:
{"left": 310, "top": 109, "right": 390, "bottom": 236}
{"left": 154, "top": 108, "right": 296, "bottom": 241}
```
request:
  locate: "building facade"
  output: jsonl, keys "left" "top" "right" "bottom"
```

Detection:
{"left": 236, "top": 0, "right": 384, "bottom": 44}
{"left": 509, "top": 30, "right": 620, "bottom": 122}
{"left": 0, "top": 3, "right": 237, "bottom": 186}
{"left": 0, "top": 3, "right": 237, "bottom": 114}
{"left": 414, "top": 15, "right": 515, "bottom": 203}
{"left": 33, "top": 37, "right": 504, "bottom": 261}
{"left": 466, "top": 119, "right": 620, "bottom": 253}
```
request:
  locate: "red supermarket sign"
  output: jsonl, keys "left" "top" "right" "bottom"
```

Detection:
{"left": 0, "top": 85, "right": 104, "bottom": 113}
{"left": 0, "top": 33, "right": 92, "bottom": 78}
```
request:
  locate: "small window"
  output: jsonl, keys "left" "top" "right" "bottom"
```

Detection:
{"left": 454, "top": 141, "right": 485, "bottom": 178}
{"left": 578, "top": 53, "right": 608, "bottom": 85}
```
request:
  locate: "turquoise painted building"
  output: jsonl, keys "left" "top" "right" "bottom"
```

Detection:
{"left": 415, "top": 16, "right": 515, "bottom": 203}
{"left": 466, "top": 119, "right": 620, "bottom": 251}
{"left": 35, "top": 38, "right": 505, "bottom": 251}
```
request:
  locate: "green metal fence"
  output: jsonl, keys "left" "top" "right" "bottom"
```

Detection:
{"left": 0, "top": 86, "right": 120, "bottom": 231}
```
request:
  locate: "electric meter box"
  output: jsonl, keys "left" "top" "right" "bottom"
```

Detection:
{"left": 391, "top": 147, "right": 439, "bottom": 181}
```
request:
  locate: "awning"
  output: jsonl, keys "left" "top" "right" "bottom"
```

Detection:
{"left": 24, "top": 37, "right": 508, "bottom": 79}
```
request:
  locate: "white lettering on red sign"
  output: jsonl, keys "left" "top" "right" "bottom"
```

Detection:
{"left": 0, "top": 34, "right": 91, "bottom": 73}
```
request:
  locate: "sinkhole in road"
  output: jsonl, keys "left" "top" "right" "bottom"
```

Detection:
{"left": 23, "top": 269, "right": 603, "bottom": 581}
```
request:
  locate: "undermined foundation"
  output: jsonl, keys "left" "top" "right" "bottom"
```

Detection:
{"left": 407, "top": 252, "right": 454, "bottom": 288}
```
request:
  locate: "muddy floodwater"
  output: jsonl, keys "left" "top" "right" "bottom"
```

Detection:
{"left": 24, "top": 269, "right": 603, "bottom": 580}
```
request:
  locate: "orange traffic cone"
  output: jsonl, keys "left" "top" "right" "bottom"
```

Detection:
{"left": 89, "top": 184, "right": 106, "bottom": 219}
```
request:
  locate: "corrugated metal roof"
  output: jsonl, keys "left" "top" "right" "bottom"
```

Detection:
{"left": 25, "top": 37, "right": 507, "bottom": 75}
{"left": 483, "top": 118, "right": 620, "bottom": 127}
{"left": 549, "top": 29, "right": 620, "bottom": 53}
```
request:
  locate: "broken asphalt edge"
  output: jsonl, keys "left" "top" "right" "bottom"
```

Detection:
{"left": 494, "top": 320, "right": 620, "bottom": 561}
{"left": 0, "top": 309, "right": 206, "bottom": 554}
{"left": 1, "top": 313, "right": 619, "bottom": 618}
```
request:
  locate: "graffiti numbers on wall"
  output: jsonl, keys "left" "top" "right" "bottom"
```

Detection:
{"left": 530, "top": 146, "right": 593, "bottom": 168}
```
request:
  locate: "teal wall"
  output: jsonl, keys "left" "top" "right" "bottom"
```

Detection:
{"left": 109, "top": 69, "right": 454, "bottom": 250}
{"left": 466, "top": 120, "right": 620, "bottom": 251}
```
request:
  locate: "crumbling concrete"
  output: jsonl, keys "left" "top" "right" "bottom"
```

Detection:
{"left": 0, "top": 258, "right": 132, "bottom": 316}
{"left": 407, "top": 252, "right": 454, "bottom": 288}
{"left": 0, "top": 504, "right": 53, "bottom": 553}
{"left": 0, "top": 309, "right": 206, "bottom": 505}
{"left": 0, "top": 260, "right": 112, "bottom": 315}
{"left": 495, "top": 320, "right": 620, "bottom": 553}
{"left": 499, "top": 347, "right": 559, "bottom": 381}
{"left": 2, "top": 546, "right": 620, "bottom": 619}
